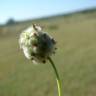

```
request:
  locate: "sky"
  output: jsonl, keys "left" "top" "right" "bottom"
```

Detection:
{"left": 0, "top": 0, "right": 96, "bottom": 24}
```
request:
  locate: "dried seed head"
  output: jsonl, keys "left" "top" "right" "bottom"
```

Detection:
{"left": 19, "top": 24, "right": 56, "bottom": 64}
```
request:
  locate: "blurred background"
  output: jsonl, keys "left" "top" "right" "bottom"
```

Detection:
{"left": 0, "top": 0, "right": 96, "bottom": 96}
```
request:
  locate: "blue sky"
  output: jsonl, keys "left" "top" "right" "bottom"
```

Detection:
{"left": 0, "top": 0, "right": 96, "bottom": 24}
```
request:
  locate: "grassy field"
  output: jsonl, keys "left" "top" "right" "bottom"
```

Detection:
{"left": 0, "top": 9, "right": 96, "bottom": 96}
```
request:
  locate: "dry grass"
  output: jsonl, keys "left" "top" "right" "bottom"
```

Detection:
{"left": 0, "top": 10, "right": 96, "bottom": 96}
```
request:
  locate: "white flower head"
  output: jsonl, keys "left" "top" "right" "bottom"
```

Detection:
{"left": 19, "top": 24, "right": 56, "bottom": 63}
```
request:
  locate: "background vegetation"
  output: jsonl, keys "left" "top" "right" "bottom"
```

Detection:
{"left": 0, "top": 8, "right": 96, "bottom": 96}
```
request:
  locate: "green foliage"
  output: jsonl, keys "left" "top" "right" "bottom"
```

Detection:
{"left": 6, "top": 18, "right": 16, "bottom": 25}
{"left": 0, "top": 9, "right": 96, "bottom": 96}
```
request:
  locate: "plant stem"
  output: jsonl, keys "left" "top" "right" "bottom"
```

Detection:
{"left": 48, "top": 57, "right": 62, "bottom": 96}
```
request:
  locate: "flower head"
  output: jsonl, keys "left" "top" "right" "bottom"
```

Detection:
{"left": 19, "top": 24, "right": 56, "bottom": 63}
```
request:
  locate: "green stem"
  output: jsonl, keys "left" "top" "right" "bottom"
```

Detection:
{"left": 48, "top": 57, "right": 62, "bottom": 96}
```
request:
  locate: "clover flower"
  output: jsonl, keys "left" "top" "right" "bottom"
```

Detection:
{"left": 19, "top": 24, "right": 56, "bottom": 63}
